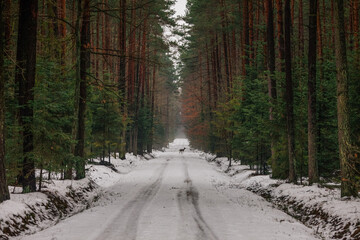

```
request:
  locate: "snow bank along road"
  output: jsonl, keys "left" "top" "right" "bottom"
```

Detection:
{"left": 19, "top": 139, "right": 319, "bottom": 240}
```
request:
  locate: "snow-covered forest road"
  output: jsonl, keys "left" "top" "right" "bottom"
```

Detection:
{"left": 19, "top": 139, "right": 318, "bottom": 240}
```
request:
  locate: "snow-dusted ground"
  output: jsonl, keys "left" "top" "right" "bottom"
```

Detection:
{"left": 16, "top": 139, "right": 318, "bottom": 240}
{"left": 206, "top": 156, "right": 360, "bottom": 240}
{"left": 0, "top": 153, "right": 147, "bottom": 239}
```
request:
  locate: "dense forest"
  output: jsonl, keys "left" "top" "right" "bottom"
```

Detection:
{"left": 180, "top": 0, "right": 359, "bottom": 197}
{"left": 0, "top": 0, "right": 180, "bottom": 201}
{"left": 0, "top": 0, "right": 359, "bottom": 204}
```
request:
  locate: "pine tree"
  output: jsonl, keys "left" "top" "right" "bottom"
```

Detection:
{"left": 0, "top": 0, "right": 10, "bottom": 202}
{"left": 334, "top": 0, "right": 358, "bottom": 197}
{"left": 284, "top": 0, "right": 296, "bottom": 183}
{"left": 118, "top": 0, "right": 127, "bottom": 159}
{"left": 75, "top": 0, "right": 91, "bottom": 180}
{"left": 308, "top": 0, "right": 319, "bottom": 184}
{"left": 266, "top": 0, "right": 277, "bottom": 172}
{"left": 15, "top": 0, "right": 39, "bottom": 192}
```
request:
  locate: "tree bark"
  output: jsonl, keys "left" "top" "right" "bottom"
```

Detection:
{"left": 149, "top": 54, "right": 156, "bottom": 153}
{"left": 211, "top": 37, "right": 218, "bottom": 108}
{"left": 334, "top": 0, "right": 358, "bottom": 197}
{"left": 221, "top": 0, "right": 230, "bottom": 94}
{"left": 215, "top": 34, "right": 222, "bottom": 100}
{"left": 15, "top": 0, "right": 38, "bottom": 192}
{"left": 266, "top": 0, "right": 277, "bottom": 171}
{"left": 119, "top": 0, "right": 127, "bottom": 159}
{"left": 284, "top": 0, "right": 296, "bottom": 183}
{"left": 128, "top": 0, "right": 136, "bottom": 107}
{"left": 75, "top": 0, "right": 90, "bottom": 180}
{"left": 0, "top": 0, "right": 10, "bottom": 202}
{"left": 248, "top": 0, "right": 254, "bottom": 62}
{"left": 243, "top": 0, "right": 249, "bottom": 71}
{"left": 308, "top": 0, "right": 319, "bottom": 184}
{"left": 276, "top": 0, "right": 285, "bottom": 71}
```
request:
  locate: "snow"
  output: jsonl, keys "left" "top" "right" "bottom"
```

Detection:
{"left": 87, "top": 153, "right": 147, "bottom": 188}
{"left": 10, "top": 138, "right": 319, "bottom": 240}
{"left": 207, "top": 155, "right": 360, "bottom": 239}
{"left": 1, "top": 138, "right": 358, "bottom": 239}
{"left": 0, "top": 153, "right": 147, "bottom": 239}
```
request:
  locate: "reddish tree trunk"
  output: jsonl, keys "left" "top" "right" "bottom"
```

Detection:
{"left": 140, "top": 18, "right": 147, "bottom": 103}
{"left": 215, "top": 34, "right": 222, "bottom": 100}
{"left": 243, "top": 0, "right": 249, "bottom": 71}
{"left": 211, "top": 38, "right": 218, "bottom": 108}
{"left": 248, "top": 0, "right": 254, "bottom": 62}
{"left": 96, "top": 10, "right": 100, "bottom": 79}
{"left": 206, "top": 43, "right": 213, "bottom": 114}
{"left": 128, "top": 0, "right": 136, "bottom": 105}
{"left": 221, "top": 0, "right": 230, "bottom": 94}
{"left": 231, "top": 29, "right": 237, "bottom": 78}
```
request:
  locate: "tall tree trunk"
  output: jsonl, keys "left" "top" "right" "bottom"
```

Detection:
{"left": 266, "top": 0, "right": 277, "bottom": 172}
{"left": 58, "top": 0, "right": 71, "bottom": 179}
{"left": 127, "top": 0, "right": 136, "bottom": 153}
{"left": 206, "top": 43, "right": 213, "bottom": 116}
{"left": 128, "top": 0, "right": 136, "bottom": 107}
{"left": 137, "top": 16, "right": 147, "bottom": 155}
{"left": 75, "top": 0, "right": 90, "bottom": 180}
{"left": 215, "top": 34, "right": 222, "bottom": 100}
{"left": 243, "top": 0, "right": 249, "bottom": 71}
{"left": 149, "top": 55, "right": 156, "bottom": 153}
{"left": 119, "top": 0, "right": 127, "bottom": 159}
{"left": 308, "top": 0, "right": 319, "bottom": 184}
{"left": 248, "top": 0, "right": 254, "bottom": 62}
{"left": 276, "top": 0, "right": 285, "bottom": 71}
{"left": 0, "top": 0, "right": 10, "bottom": 202}
{"left": 211, "top": 37, "right": 218, "bottom": 108}
{"left": 334, "top": 0, "right": 358, "bottom": 197}
{"left": 231, "top": 29, "right": 237, "bottom": 80}
{"left": 15, "top": 0, "right": 38, "bottom": 192}
{"left": 284, "top": 0, "right": 296, "bottom": 183}
{"left": 221, "top": 0, "right": 230, "bottom": 94}
{"left": 66, "top": 0, "right": 82, "bottom": 180}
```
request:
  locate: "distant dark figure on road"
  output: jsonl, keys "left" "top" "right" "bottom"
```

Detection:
{"left": 179, "top": 148, "right": 186, "bottom": 154}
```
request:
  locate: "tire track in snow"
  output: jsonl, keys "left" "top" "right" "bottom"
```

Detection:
{"left": 95, "top": 160, "right": 170, "bottom": 240}
{"left": 177, "top": 158, "right": 219, "bottom": 240}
